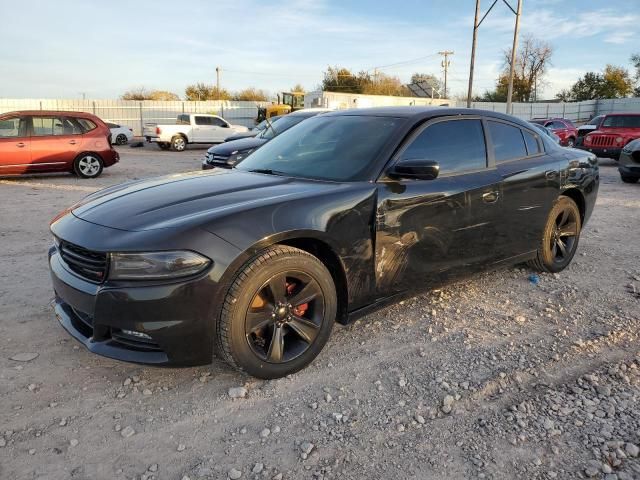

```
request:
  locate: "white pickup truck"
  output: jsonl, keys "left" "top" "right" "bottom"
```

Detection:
{"left": 144, "top": 114, "right": 249, "bottom": 151}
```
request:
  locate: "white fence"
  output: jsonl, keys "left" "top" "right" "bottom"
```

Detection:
{"left": 1, "top": 97, "right": 639, "bottom": 134}
{"left": 0, "top": 99, "right": 269, "bottom": 135}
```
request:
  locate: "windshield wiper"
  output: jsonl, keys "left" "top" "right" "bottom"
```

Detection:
{"left": 246, "top": 168, "right": 285, "bottom": 176}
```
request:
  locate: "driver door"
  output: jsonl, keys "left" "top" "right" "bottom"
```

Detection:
{"left": 374, "top": 117, "right": 504, "bottom": 295}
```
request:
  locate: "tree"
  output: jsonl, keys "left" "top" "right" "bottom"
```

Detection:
{"left": 232, "top": 87, "right": 268, "bottom": 101}
{"left": 321, "top": 66, "right": 364, "bottom": 94}
{"left": 363, "top": 72, "right": 410, "bottom": 96}
{"left": 320, "top": 66, "right": 411, "bottom": 96}
{"left": 290, "top": 84, "right": 306, "bottom": 93}
{"left": 409, "top": 73, "right": 442, "bottom": 96}
{"left": 629, "top": 53, "right": 640, "bottom": 96}
{"left": 556, "top": 66, "right": 634, "bottom": 101}
{"left": 481, "top": 35, "right": 553, "bottom": 102}
{"left": 121, "top": 87, "right": 179, "bottom": 100}
{"left": 184, "top": 83, "right": 231, "bottom": 101}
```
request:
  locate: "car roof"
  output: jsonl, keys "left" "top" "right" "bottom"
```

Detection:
{"left": 1, "top": 110, "right": 99, "bottom": 118}
{"left": 289, "top": 109, "right": 331, "bottom": 117}
{"left": 603, "top": 113, "right": 640, "bottom": 117}
{"left": 323, "top": 106, "right": 536, "bottom": 128}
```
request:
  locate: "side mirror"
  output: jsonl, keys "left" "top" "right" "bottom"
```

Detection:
{"left": 388, "top": 160, "right": 440, "bottom": 180}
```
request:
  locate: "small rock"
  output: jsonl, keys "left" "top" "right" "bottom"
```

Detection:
{"left": 69, "top": 438, "right": 79, "bottom": 447}
{"left": 398, "top": 378, "right": 407, "bottom": 387}
{"left": 120, "top": 426, "right": 135, "bottom": 438}
{"left": 443, "top": 395, "right": 454, "bottom": 407}
{"left": 29, "top": 449, "right": 36, "bottom": 455}
{"left": 602, "top": 463, "right": 613, "bottom": 474}
{"left": 272, "top": 474, "right": 283, "bottom": 480}
{"left": 142, "top": 389, "right": 153, "bottom": 396}
{"left": 177, "top": 443, "right": 186, "bottom": 451}
{"left": 149, "top": 464, "right": 158, "bottom": 472}
{"left": 0, "top": 438, "right": 6, "bottom": 447}
{"left": 228, "top": 467, "right": 242, "bottom": 479}
{"left": 123, "top": 378, "right": 132, "bottom": 386}
{"left": 252, "top": 463, "right": 263, "bottom": 474}
{"left": 272, "top": 425, "right": 281, "bottom": 434}
{"left": 10, "top": 352, "right": 39, "bottom": 362}
{"left": 625, "top": 443, "right": 639, "bottom": 457}
{"left": 414, "top": 414, "right": 425, "bottom": 424}
{"left": 325, "top": 393, "right": 332, "bottom": 402}
{"left": 543, "top": 419, "right": 554, "bottom": 430}
{"left": 300, "top": 441, "right": 314, "bottom": 455}
{"left": 228, "top": 387, "right": 248, "bottom": 399}
{"left": 260, "top": 428, "right": 271, "bottom": 438}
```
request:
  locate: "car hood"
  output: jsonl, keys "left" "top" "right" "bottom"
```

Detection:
{"left": 71, "top": 169, "right": 348, "bottom": 232}
{"left": 225, "top": 131, "right": 258, "bottom": 142}
{"left": 207, "top": 137, "right": 266, "bottom": 155}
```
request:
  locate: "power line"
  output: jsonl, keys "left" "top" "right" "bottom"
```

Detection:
{"left": 438, "top": 51, "right": 454, "bottom": 98}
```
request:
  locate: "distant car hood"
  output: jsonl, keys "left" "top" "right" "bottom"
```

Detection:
{"left": 577, "top": 125, "right": 597, "bottom": 131}
{"left": 70, "top": 169, "right": 348, "bottom": 232}
{"left": 224, "top": 131, "right": 258, "bottom": 142}
{"left": 207, "top": 137, "right": 267, "bottom": 156}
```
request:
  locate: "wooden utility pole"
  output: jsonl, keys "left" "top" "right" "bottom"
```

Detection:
{"left": 438, "top": 51, "right": 454, "bottom": 99}
{"left": 506, "top": 0, "right": 522, "bottom": 114}
{"left": 215, "top": 66, "right": 221, "bottom": 99}
{"left": 467, "top": 0, "right": 481, "bottom": 108}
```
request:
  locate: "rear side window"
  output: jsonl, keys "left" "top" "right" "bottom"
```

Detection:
{"left": 487, "top": 121, "right": 528, "bottom": 163}
{"left": 76, "top": 118, "right": 97, "bottom": 132}
{"left": 32, "top": 117, "right": 80, "bottom": 136}
{"left": 400, "top": 119, "right": 487, "bottom": 174}
{"left": 0, "top": 117, "right": 25, "bottom": 138}
{"left": 523, "top": 130, "right": 541, "bottom": 155}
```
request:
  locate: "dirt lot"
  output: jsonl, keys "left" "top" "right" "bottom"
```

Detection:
{"left": 1, "top": 145, "right": 639, "bottom": 480}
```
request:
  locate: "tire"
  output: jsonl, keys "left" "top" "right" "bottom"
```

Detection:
{"left": 115, "top": 134, "right": 128, "bottom": 145}
{"left": 528, "top": 196, "right": 581, "bottom": 273}
{"left": 217, "top": 245, "right": 337, "bottom": 379}
{"left": 73, "top": 153, "right": 104, "bottom": 179}
{"left": 158, "top": 142, "right": 171, "bottom": 151}
{"left": 621, "top": 175, "right": 639, "bottom": 184}
{"left": 171, "top": 135, "right": 187, "bottom": 152}
{"left": 565, "top": 137, "right": 575, "bottom": 148}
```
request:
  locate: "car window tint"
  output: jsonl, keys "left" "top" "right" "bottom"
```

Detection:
{"left": 177, "top": 114, "right": 190, "bottom": 125}
{"left": 210, "top": 117, "right": 227, "bottom": 127}
{"left": 523, "top": 130, "right": 541, "bottom": 155}
{"left": 0, "top": 117, "right": 22, "bottom": 138}
{"left": 602, "top": 115, "right": 640, "bottom": 128}
{"left": 488, "top": 121, "right": 528, "bottom": 163}
{"left": 76, "top": 118, "right": 97, "bottom": 132}
{"left": 195, "top": 116, "right": 211, "bottom": 126}
{"left": 400, "top": 119, "right": 486, "bottom": 174}
{"left": 32, "top": 117, "right": 64, "bottom": 136}
{"left": 552, "top": 121, "right": 566, "bottom": 129}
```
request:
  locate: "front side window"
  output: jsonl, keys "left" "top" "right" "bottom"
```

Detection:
{"left": 0, "top": 117, "right": 24, "bottom": 138}
{"left": 399, "top": 119, "right": 487, "bottom": 174}
{"left": 487, "top": 121, "right": 528, "bottom": 163}
{"left": 237, "top": 115, "right": 405, "bottom": 181}
{"left": 210, "top": 117, "right": 228, "bottom": 127}
{"left": 194, "top": 116, "right": 211, "bottom": 126}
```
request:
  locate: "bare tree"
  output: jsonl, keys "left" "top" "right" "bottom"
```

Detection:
{"left": 501, "top": 35, "right": 553, "bottom": 102}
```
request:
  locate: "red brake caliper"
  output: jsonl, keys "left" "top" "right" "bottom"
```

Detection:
{"left": 287, "top": 281, "right": 308, "bottom": 317}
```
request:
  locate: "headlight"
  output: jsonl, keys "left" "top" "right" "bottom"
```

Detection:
{"left": 228, "top": 149, "right": 254, "bottom": 165}
{"left": 109, "top": 251, "right": 211, "bottom": 280}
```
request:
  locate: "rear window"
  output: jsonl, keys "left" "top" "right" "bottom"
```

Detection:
{"left": 523, "top": 130, "right": 541, "bottom": 155}
{"left": 487, "top": 121, "right": 528, "bottom": 163}
{"left": 602, "top": 115, "right": 640, "bottom": 128}
{"left": 76, "top": 118, "right": 97, "bottom": 132}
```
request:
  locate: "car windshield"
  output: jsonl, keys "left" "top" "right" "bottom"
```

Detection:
{"left": 602, "top": 115, "right": 640, "bottom": 128}
{"left": 255, "top": 116, "right": 281, "bottom": 131}
{"left": 237, "top": 115, "right": 405, "bottom": 181}
{"left": 258, "top": 115, "right": 309, "bottom": 140}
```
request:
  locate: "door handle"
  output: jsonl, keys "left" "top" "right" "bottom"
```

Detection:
{"left": 69, "top": 140, "right": 77, "bottom": 145}
{"left": 482, "top": 191, "right": 499, "bottom": 204}
{"left": 545, "top": 170, "right": 557, "bottom": 179}
{"left": 16, "top": 142, "right": 25, "bottom": 148}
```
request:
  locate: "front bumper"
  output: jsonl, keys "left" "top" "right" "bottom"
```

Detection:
{"left": 576, "top": 145, "right": 621, "bottom": 160}
{"left": 618, "top": 151, "right": 640, "bottom": 178}
{"left": 49, "top": 246, "right": 217, "bottom": 366}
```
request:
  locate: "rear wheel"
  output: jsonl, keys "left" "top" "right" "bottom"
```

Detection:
{"left": 621, "top": 174, "right": 639, "bottom": 184}
{"left": 528, "top": 196, "right": 581, "bottom": 273}
{"left": 73, "top": 153, "right": 104, "bottom": 179}
{"left": 171, "top": 135, "right": 187, "bottom": 151}
{"left": 115, "top": 134, "right": 128, "bottom": 145}
{"left": 216, "top": 245, "right": 336, "bottom": 379}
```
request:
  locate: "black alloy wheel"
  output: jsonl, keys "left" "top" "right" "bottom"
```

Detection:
{"left": 529, "top": 196, "right": 581, "bottom": 273}
{"left": 217, "top": 245, "right": 336, "bottom": 379}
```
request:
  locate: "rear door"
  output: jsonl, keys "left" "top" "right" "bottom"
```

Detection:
{"left": 375, "top": 116, "right": 504, "bottom": 295}
{"left": 29, "top": 115, "right": 82, "bottom": 171}
{"left": 490, "top": 119, "right": 560, "bottom": 258}
{"left": 0, "top": 116, "right": 30, "bottom": 174}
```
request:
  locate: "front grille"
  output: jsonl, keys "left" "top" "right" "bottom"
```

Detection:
{"left": 589, "top": 135, "right": 615, "bottom": 147}
{"left": 59, "top": 241, "right": 108, "bottom": 283}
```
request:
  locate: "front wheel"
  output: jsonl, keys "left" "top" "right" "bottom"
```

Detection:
{"left": 528, "top": 196, "right": 581, "bottom": 273}
{"left": 171, "top": 135, "right": 187, "bottom": 151}
{"left": 217, "top": 245, "right": 337, "bottom": 379}
{"left": 73, "top": 153, "right": 104, "bottom": 178}
{"left": 115, "top": 134, "right": 128, "bottom": 145}
{"left": 565, "top": 137, "right": 575, "bottom": 148}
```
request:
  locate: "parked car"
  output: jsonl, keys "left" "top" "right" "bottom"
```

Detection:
{"left": 143, "top": 114, "right": 249, "bottom": 151}
{"left": 49, "top": 107, "right": 598, "bottom": 378}
{"left": 223, "top": 115, "right": 284, "bottom": 142}
{"left": 575, "top": 115, "right": 605, "bottom": 146}
{"left": 530, "top": 118, "right": 578, "bottom": 147}
{"left": 202, "top": 109, "right": 329, "bottom": 169}
{"left": 578, "top": 113, "right": 640, "bottom": 160}
{"left": 0, "top": 110, "right": 119, "bottom": 178}
{"left": 105, "top": 121, "right": 134, "bottom": 145}
{"left": 618, "top": 138, "right": 640, "bottom": 183}
{"left": 528, "top": 122, "right": 561, "bottom": 144}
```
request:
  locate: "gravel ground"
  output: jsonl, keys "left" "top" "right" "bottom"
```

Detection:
{"left": 0, "top": 145, "right": 638, "bottom": 480}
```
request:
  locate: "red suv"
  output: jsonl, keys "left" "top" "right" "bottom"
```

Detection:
{"left": 0, "top": 111, "right": 119, "bottom": 178}
{"left": 579, "top": 113, "right": 640, "bottom": 160}
{"left": 530, "top": 118, "right": 578, "bottom": 147}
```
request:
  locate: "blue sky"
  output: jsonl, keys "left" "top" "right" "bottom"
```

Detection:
{"left": 1, "top": 0, "right": 638, "bottom": 99}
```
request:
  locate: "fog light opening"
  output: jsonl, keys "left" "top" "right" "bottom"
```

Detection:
{"left": 121, "top": 329, "right": 152, "bottom": 340}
